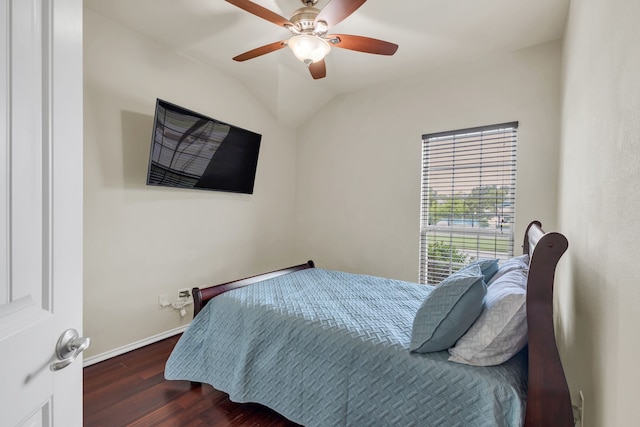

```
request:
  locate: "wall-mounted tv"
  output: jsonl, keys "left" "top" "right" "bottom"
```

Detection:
{"left": 146, "top": 99, "right": 262, "bottom": 194}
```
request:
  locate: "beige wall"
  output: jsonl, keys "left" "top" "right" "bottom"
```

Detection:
{"left": 295, "top": 41, "right": 562, "bottom": 283}
{"left": 558, "top": 0, "right": 640, "bottom": 425}
{"left": 83, "top": 9, "right": 297, "bottom": 358}
{"left": 83, "top": 1, "right": 640, "bottom": 423}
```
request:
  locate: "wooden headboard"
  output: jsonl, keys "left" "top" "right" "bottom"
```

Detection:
{"left": 522, "top": 221, "right": 573, "bottom": 426}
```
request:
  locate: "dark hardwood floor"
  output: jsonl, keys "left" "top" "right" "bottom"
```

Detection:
{"left": 83, "top": 335, "right": 300, "bottom": 426}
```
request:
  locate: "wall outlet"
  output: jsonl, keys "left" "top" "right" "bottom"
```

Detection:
{"left": 177, "top": 288, "right": 192, "bottom": 303}
{"left": 578, "top": 390, "right": 584, "bottom": 427}
{"left": 158, "top": 294, "right": 169, "bottom": 308}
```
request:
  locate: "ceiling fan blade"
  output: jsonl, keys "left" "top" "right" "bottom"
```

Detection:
{"left": 233, "top": 40, "right": 287, "bottom": 61}
{"left": 225, "top": 0, "right": 293, "bottom": 27}
{"left": 309, "top": 60, "right": 327, "bottom": 79}
{"left": 315, "top": 0, "right": 367, "bottom": 29}
{"left": 330, "top": 34, "right": 398, "bottom": 55}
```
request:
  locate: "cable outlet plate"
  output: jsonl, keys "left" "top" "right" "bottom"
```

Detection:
{"left": 158, "top": 294, "right": 169, "bottom": 309}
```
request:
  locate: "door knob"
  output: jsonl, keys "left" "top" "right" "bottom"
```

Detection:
{"left": 49, "top": 328, "right": 91, "bottom": 371}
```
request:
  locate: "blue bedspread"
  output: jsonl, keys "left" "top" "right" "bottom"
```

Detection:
{"left": 165, "top": 268, "right": 527, "bottom": 426}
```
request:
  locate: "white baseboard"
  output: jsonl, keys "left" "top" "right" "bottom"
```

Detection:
{"left": 82, "top": 324, "right": 189, "bottom": 367}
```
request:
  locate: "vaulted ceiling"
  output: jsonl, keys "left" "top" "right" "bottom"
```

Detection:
{"left": 84, "top": 0, "right": 569, "bottom": 126}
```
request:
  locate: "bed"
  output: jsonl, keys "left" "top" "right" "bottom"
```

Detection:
{"left": 165, "top": 221, "right": 573, "bottom": 426}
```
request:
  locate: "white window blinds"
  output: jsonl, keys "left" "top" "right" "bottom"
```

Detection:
{"left": 419, "top": 122, "right": 518, "bottom": 285}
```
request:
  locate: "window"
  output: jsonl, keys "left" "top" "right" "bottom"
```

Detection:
{"left": 419, "top": 122, "right": 518, "bottom": 285}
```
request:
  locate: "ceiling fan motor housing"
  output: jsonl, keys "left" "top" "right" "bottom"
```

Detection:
{"left": 290, "top": 6, "right": 320, "bottom": 33}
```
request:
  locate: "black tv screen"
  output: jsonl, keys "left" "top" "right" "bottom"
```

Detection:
{"left": 146, "top": 99, "right": 262, "bottom": 194}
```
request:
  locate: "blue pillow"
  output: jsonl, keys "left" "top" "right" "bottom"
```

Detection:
{"left": 459, "top": 258, "right": 499, "bottom": 283}
{"left": 410, "top": 265, "right": 487, "bottom": 353}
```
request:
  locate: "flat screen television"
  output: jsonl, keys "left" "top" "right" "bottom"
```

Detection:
{"left": 146, "top": 99, "right": 262, "bottom": 194}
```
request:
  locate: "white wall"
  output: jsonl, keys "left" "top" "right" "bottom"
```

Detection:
{"left": 558, "top": 0, "right": 640, "bottom": 425}
{"left": 83, "top": 9, "right": 297, "bottom": 358}
{"left": 295, "top": 41, "right": 562, "bottom": 283}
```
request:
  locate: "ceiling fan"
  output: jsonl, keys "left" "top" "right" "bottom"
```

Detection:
{"left": 225, "top": 0, "right": 399, "bottom": 79}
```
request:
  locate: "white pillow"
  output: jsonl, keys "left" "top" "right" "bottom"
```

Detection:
{"left": 487, "top": 254, "right": 529, "bottom": 287}
{"left": 448, "top": 269, "right": 528, "bottom": 366}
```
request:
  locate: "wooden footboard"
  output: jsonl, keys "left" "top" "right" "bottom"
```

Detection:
{"left": 192, "top": 260, "right": 315, "bottom": 317}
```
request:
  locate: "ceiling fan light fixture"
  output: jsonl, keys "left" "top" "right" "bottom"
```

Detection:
{"left": 288, "top": 34, "right": 331, "bottom": 65}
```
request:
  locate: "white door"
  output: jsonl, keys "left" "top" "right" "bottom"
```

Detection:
{"left": 0, "top": 0, "right": 84, "bottom": 426}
